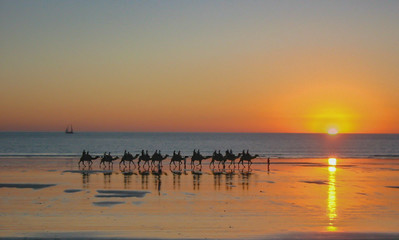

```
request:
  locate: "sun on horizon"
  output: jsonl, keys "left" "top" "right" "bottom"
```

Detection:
{"left": 328, "top": 128, "right": 339, "bottom": 135}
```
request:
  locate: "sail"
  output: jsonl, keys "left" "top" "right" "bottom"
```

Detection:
{"left": 65, "top": 125, "right": 74, "bottom": 134}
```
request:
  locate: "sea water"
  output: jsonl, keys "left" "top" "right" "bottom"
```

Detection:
{"left": 0, "top": 132, "right": 398, "bottom": 159}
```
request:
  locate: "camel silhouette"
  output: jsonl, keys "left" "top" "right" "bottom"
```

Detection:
{"left": 238, "top": 151, "right": 259, "bottom": 166}
{"left": 223, "top": 150, "right": 242, "bottom": 166}
{"left": 150, "top": 150, "right": 169, "bottom": 167}
{"left": 100, "top": 152, "right": 119, "bottom": 166}
{"left": 138, "top": 150, "right": 151, "bottom": 166}
{"left": 170, "top": 151, "right": 188, "bottom": 168}
{"left": 119, "top": 151, "right": 139, "bottom": 166}
{"left": 78, "top": 151, "right": 99, "bottom": 166}
{"left": 210, "top": 150, "right": 225, "bottom": 167}
{"left": 190, "top": 150, "right": 211, "bottom": 166}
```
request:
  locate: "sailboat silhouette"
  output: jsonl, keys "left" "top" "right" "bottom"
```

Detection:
{"left": 65, "top": 125, "right": 74, "bottom": 134}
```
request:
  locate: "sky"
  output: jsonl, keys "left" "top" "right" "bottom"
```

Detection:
{"left": 1, "top": 0, "right": 398, "bottom": 133}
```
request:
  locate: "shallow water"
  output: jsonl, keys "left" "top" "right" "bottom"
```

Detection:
{"left": 1, "top": 132, "right": 399, "bottom": 159}
{"left": 0, "top": 158, "right": 398, "bottom": 239}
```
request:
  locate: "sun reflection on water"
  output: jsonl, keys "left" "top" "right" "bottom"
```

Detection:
{"left": 327, "top": 162, "right": 337, "bottom": 231}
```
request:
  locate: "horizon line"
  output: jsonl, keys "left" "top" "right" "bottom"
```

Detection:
{"left": 1, "top": 131, "right": 399, "bottom": 134}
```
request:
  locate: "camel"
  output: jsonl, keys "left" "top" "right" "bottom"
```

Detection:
{"left": 119, "top": 150, "right": 139, "bottom": 166}
{"left": 170, "top": 151, "right": 188, "bottom": 168}
{"left": 100, "top": 152, "right": 119, "bottom": 166}
{"left": 150, "top": 150, "right": 169, "bottom": 167}
{"left": 138, "top": 150, "right": 151, "bottom": 166}
{"left": 238, "top": 151, "right": 259, "bottom": 166}
{"left": 78, "top": 151, "right": 99, "bottom": 166}
{"left": 223, "top": 150, "right": 242, "bottom": 166}
{"left": 190, "top": 150, "right": 211, "bottom": 166}
{"left": 210, "top": 150, "right": 225, "bottom": 167}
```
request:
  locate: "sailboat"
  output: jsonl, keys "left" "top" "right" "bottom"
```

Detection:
{"left": 65, "top": 125, "right": 74, "bottom": 134}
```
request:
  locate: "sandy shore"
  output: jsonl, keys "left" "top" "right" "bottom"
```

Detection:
{"left": 0, "top": 157, "right": 398, "bottom": 239}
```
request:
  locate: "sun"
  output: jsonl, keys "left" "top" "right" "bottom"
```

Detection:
{"left": 328, "top": 158, "right": 337, "bottom": 165}
{"left": 328, "top": 128, "right": 338, "bottom": 135}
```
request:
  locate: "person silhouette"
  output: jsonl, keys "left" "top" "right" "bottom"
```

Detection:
{"left": 225, "top": 150, "right": 230, "bottom": 157}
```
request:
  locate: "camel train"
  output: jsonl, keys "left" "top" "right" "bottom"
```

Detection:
{"left": 79, "top": 149, "right": 260, "bottom": 168}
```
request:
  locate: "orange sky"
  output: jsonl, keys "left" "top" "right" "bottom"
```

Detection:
{"left": 1, "top": 1, "right": 398, "bottom": 133}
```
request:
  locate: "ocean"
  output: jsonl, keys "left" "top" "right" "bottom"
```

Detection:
{"left": 0, "top": 132, "right": 398, "bottom": 159}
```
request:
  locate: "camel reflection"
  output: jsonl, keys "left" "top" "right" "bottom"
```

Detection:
{"left": 152, "top": 165, "right": 164, "bottom": 195}
{"left": 76, "top": 156, "right": 258, "bottom": 192}
{"left": 138, "top": 165, "right": 150, "bottom": 190}
{"left": 120, "top": 164, "right": 137, "bottom": 189}
{"left": 102, "top": 164, "right": 113, "bottom": 189}
{"left": 79, "top": 165, "right": 92, "bottom": 188}
{"left": 170, "top": 164, "right": 186, "bottom": 190}
{"left": 238, "top": 165, "right": 252, "bottom": 190}
{"left": 224, "top": 165, "right": 236, "bottom": 191}
{"left": 191, "top": 165, "right": 202, "bottom": 190}
{"left": 211, "top": 165, "right": 224, "bottom": 190}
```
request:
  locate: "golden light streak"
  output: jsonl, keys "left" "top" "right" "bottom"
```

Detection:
{"left": 327, "top": 164, "right": 337, "bottom": 231}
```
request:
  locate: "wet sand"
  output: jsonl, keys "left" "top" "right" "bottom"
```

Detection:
{"left": 0, "top": 157, "right": 399, "bottom": 239}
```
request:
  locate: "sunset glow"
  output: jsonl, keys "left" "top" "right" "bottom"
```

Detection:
{"left": 1, "top": 1, "right": 398, "bottom": 133}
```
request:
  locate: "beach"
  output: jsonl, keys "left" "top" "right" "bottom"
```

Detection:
{"left": 1, "top": 157, "right": 398, "bottom": 239}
